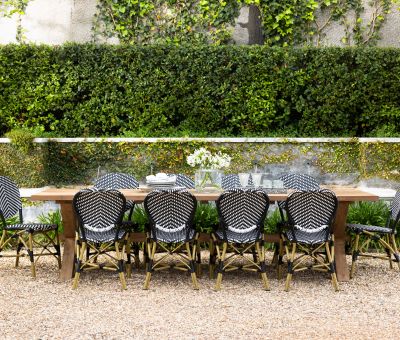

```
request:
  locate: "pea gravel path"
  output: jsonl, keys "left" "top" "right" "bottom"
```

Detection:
{"left": 1, "top": 250, "right": 400, "bottom": 339}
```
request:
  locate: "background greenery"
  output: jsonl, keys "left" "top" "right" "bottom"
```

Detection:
{"left": 1, "top": 44, "right": 400, "bottom": 138}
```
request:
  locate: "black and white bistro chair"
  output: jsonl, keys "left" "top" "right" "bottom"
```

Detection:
{"left": 0, "top": 176, "right": 61, "bottom": 277}
{"left": 347, "top": 189, "right": 400, "bottom": 278}
{"left": 280, "top": 189, "right": 339, "bottom": 291}
{"left": 72, "top": 188, "right": 128, "bottom": 289}
{"left": 175, "top": 173, "right": 195, "bottom": 189}
{"left": 212, "top": 188, "right": 270, "bottom": 290}
{"left": 143, "top": 188, "right": 199, "bottom": 290}
{"left": 95, "top": 172, "right": 139, "bottom": 273}
{"left": 274, "top": 173, "right": 320, "bottom": 277}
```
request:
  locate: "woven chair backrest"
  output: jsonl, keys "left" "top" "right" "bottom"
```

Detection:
{"left": 73, "top": 189, "right": 126, "bottom": 233}
{"left": 94, "top": 172, "right": 139, "bottom": 190}
{"left": 144, "top": 189, "right": 196, "bottom": 234}
{"left": 280, "top": 173, "right": 320, "bottom": 191}
{"left": 175, "top": 174, "right": 195, "bottom": 189}
{"left": 0, "top": 176, "right": 22, "bottom": 219}
{"left": 391, "top": 190, "right": 400, "bottom": 222}
{"left": 222, "top": 174, "right": 241, "bottom": 190}
{"left": 286, "top": 189, "right": 338, "bottom": 233}
{"left": 217, "top": 188, "right": 269, "bottom": 234}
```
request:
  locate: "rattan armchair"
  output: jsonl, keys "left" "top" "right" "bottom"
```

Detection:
{"left": 72, "top": 188, "right": 128, "bottom": 289}
{"left": 143, "top": 188, "right": 199, "bottom": 290}
{"left": 212, "top": 188, "right": 270, "bottom": 290}
{"left": 347, "top": 189, "right": 400, "bottom": 278}
{"left": 280, "top": 189, "right": 339, "bottom": 291}
{"left": 0, "top": 176, "right": 61, "bottom": 277}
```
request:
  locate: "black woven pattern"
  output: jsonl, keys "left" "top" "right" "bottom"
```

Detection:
{"left": 216, "top": 188, "right": 269, "bottom": 243}
{"left": 286, "top": 229, "right": 331, "bottom": 245}
{"left": 285, "top": 189, "right": 337, "bottom": 244}
{"left": 94, "top": 172, "right": 138, "bottom": 214}
{"left": 391, "top": 190, "right": 400, "bottom": 221}
{"left": 73, "top": 189, "right": 127, "bottom": 242}
{"left": 221, "top": 174, "right": 240, "bottom": 189}
{"left": 347, "top": 224, "right": 392, "bottom": 234}
{"left": 0, "top": 176, "right": 22, "bottom": 219}
{"left": 280, "top": 173, "right": 320, "bottom": 191}
{"left": 214, "top": 229, "right": 261, "bottom": 243}
{"left": 94, "top": 172, "right": 139, "bottom": 189}
{"left": 175, "top": 174, "right": 195, "bottom": 189}
{"left": 5, "top": 223, "right": 57, "bottom": 231}
{"left": 144, "top": 189, "right": 196, "bottom": 242}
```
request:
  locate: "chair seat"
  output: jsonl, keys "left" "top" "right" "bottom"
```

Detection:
{"left": 79, "top": 228, "right": 126, "bottom": 243}
{"left": 214, "top": 229, "right": 262, "bottom": 243}
{"left": 347, "top": 223, "right": 393, "bottom": 234}
{"left": 285, "top": 229, "right": 330, "bottom": 245}
{"left": 151, "top": 228, "right": 196, "bottom": 243}
{"left": 5, "top": 223, "right": 57, "bottom": 232}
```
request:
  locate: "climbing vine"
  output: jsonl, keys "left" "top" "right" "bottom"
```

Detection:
{"left": 0, "top": 0, "right": 29, "bottom": 42}
{"left": 93, "top": 0, "right": 400, "bottom": 46}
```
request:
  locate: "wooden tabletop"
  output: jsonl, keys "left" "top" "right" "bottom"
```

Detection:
{"left": 30, "top": 187, "right": 379, "bottom": 203}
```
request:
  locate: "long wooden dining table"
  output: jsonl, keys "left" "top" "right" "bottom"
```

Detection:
{"left": 30, "top": 187, "right": 378, "bottom": 282}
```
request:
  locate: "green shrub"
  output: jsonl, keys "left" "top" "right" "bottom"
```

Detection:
{"left": 5, "top": 128, "right": 35, "bottom": 154}
{"left": 1, "top": 44, "right": 400, "bottom": 137}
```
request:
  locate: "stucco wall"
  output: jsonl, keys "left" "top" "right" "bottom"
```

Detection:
{"left": 1, "top": 0, "right": 400, "bottom": 46}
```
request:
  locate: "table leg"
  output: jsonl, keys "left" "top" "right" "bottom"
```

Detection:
{"left": 59, "top": 202, "right": 76, "bottom": 281}
{"left": 333, "top": 201, "right": 350, "bottom": 281}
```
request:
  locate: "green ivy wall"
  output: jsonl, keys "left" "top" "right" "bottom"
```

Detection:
{"left": 1, "top": 138, "right": 399, "bottom": 187}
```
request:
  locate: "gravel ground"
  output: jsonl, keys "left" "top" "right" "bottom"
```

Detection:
{"left": 1, "top": 249, "right": 400, "bottom": 340}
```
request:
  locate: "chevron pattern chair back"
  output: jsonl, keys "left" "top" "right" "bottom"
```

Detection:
{"left": 0, "top": 176, "right": 22, "bottom": 220}
{"left": 73, "top": 189, "right": 126, "bottom": 235}
{"left": 280, "top": 173, "right": 320, "bottom": 191}
{"left": 217, "top": 188, "right": 269, "bottom": 236}
{"left": 175, "top": 174, "right": 195, "bottom": 189}
{"left": 391, "top": 190, "right": 400, "bottom": 224}
{"left": 144, "top": 188, "right": 196, "bottom": 235}
{"left": 221, "top": 174, "right": 240, "bottom": 189}
{"left": 285, "top": 189, "right": 337, "bottom": 238}
{"left": 94, "top": 172, "right": 139, "bottom": 190}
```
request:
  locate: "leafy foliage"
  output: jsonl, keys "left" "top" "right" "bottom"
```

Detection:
{"left": 347, "top": 201, "right": 390, "bottom": 226}
{"left": 1, "top": 44, "right": 400, "bottom": 138}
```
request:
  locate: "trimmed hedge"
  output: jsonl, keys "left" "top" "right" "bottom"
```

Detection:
{"left": 1, "top": 44, "right": 400, "bottom": 137}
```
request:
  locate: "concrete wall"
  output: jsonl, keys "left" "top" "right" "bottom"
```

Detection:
{"left": 1, "top": 0, "right": 400, "bottom": 46}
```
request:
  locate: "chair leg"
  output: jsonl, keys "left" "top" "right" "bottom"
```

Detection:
{"left": 196, "top": 242, "right": 202, "bottom": 278}
{"left": 390, "top": 234, "right": 400, "bottom": 271}
{"left": 72, "top": 242, "right": 86, "bottom": 289}
{"left": 143, "top": 241, "right": 156, "bottom": 290}
{"left": 215, "top": 242, "right": 227, "bottom": 291}
{"left": 115, "top": 241, "right": 127, "bottom": 290}
{"left": 209, "top": 238, "right": 216, "bottom": 279}
{"left": 350, "top": 233, "right": 360, "bottom": 279}
{"left": 15, "top": 240, "right": 23, "bottom": 268}
{"left": 186, "top": 242, "right": 199, "bottom": 290}
{"left": 256, "top": 241, "right": 270, "bottom": 291}
{"left": 55, "top": 230, "right": 62, "bottom": 269}
{"left": 126, "top": 241, "right": 132, "bottom": 278}
{"left": 326, "top": 241, "right": 339, "bottom": 291}
{"left": 277, "top": 238, "right": 284, "bottom": 280}
{"left": 284, "top": 242, "right": 296, "bottom": 292}
{"left": 28, "top": 232, "right": 36, "bottom": 278}
{"left": 384, "top": 235, "right": 393, "bottom": 269}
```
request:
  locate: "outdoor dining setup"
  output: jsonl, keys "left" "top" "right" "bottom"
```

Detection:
{"left": 0, "top": 147, "right": 399, "bottom": 292}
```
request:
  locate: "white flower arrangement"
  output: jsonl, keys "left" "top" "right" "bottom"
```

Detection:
{"left": 187, "top": 147, "right": 231, "bottom": 170}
